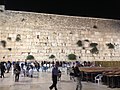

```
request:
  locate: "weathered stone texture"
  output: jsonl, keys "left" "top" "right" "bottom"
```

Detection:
{"left": 0, "top": 10, "right": 120, "bottom": 61}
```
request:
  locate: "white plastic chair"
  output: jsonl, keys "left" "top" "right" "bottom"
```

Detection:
{"left": 95, "top": 74, "right": 103, "bottom": 85}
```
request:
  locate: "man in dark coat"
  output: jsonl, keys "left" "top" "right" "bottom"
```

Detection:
{"left": 0, "top": 62, "right": 5, "bottom": 78}
{"left": 14, "top": 63, "right": 21, "bottom": 82}
{"left": 49, "top": 63, "right": 58, "bottom": 90}
{"left": 74, "top": 62, "right": 82, "bottom": 90}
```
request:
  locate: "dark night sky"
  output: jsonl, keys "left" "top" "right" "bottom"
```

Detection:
{"left": 0, "top": 0, "right": 120, "bottom": 20}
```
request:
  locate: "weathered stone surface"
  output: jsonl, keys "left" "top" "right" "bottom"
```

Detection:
{"left": 0, "top": 9, "right": 120, "bottom": 61}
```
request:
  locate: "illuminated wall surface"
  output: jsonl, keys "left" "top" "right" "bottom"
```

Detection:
{"left": 0, "top": 8, "right": 120, "bottom": 61}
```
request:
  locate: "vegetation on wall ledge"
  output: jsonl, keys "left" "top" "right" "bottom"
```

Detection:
{"left": 0, "top": 40, "right": 6, "bottom": 47}
{"left": 16, "top": 37, "right": 21, "bottom": 41}
{"left": 16, "top": 34, "right": 21, "bottom": 42}
{"left": 26, "top": 55, "right": 35, "bottom": 60}
{"left": 90, "top": 42, "right": 99, "bottom": 54}
{"left": 90, "top": 47, "right": 99, "bottom": 54}
{"left": 49, "top": 55, "right": 55, "bottom": 59}
{"left": 106, "top": 43, "right": 114, "bottom": 49}
{"left": 68, "top": 54, "right": 76, "bottom": 60}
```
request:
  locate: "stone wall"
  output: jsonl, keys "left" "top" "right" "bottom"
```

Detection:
{"left": 0, "top": 10, "right": 120, "bottom": 61}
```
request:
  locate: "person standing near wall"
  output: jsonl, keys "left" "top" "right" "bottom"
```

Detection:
{"left": 74, "top": 61, "right": 82, "bottom": 90}
{"left": 14, "top": 63, "right": 21, "bottom": 82}
{"left": 0, "top": 62, "right": 5, "bottom": 78}
{"left": 6, "top": 61, "right": 11, "bottom": 73}
{"left": 49, "top": 63, "right": 59, "bottom": 90}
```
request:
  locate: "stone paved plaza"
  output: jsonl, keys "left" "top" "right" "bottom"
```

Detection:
{"left": 0, "top": 68, "right": 120, "bottom": 90}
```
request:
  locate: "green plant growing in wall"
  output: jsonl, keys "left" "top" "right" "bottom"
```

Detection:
{"left": 16, "top": 34, "right": 21, "bottom": 42}
{"left": 90, "top": 43, "right": 99, "bottom": 54}
{"left": 106, "top": 43, "right": 114, "bottom": 49}
{"left": 90, "top": 47, "right": 99, "bottom": 54}
{"left": 26, "top": 55, "right": 35, "bottom": 60}
{"left": 16, "top": 37, "right": 21, "bottom": 41}
{"left": 68, "top": 54, "right": 76, "bottom": 60}
{"left": 0, "top": 40, "right": 6, "bottom": 47}
{"left": 106, "top": 43, "right": 114, "bottom": 59}
{"left": 77, "top": 40, "right": 83, "bottom": 47}
{"left": 49, "top": 55, "right": 55, "bottom": 59}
